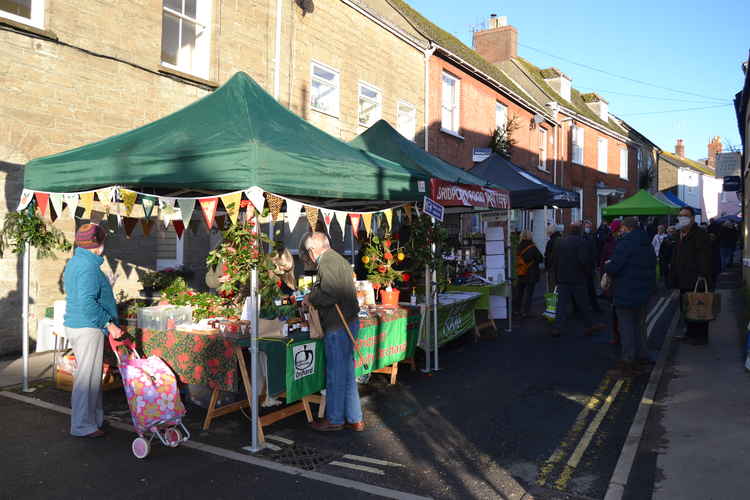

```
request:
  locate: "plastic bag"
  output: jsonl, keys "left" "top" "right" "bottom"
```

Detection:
{"left": 542, "top": 287, "right": 558, "bottom": 322}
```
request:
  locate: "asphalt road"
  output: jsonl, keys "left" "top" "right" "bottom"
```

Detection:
{"left": 1, "top": 285, "right": 678, "bottom": 500}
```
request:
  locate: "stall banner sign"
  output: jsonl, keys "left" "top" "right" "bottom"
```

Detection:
{"left": 418, "top": 298, "right": 478, "bottom": 350}
{"left": 353, "top": 316, "right": 419, "bottom": 377}
{"left": 285, "top": 340, "right": 325, "bottom": 403}
{"left": 723, "top": 176, "right": 740, "bottom": 192}
{"left": 715, "top": 152, "right": 741, "bottom": 178}
{"left": 423, "top": 196, "right": 445, "bottom": 222}
{"left": 430, "top": 178, "right": 510, "bottom": 209}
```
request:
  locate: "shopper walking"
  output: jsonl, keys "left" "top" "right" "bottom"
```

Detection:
{"left": 719, "top": 222, "right": 739, "bottom": 271}
{"left": 600, "top": 219, "right": 623, "bottom": 344}
{"left": 604, "top": 217, "right": 657, "bottom": 377}
{"left": 303, "top": 232, "right": 364, "bottom": 431}
{"left": 582, "top": 219, "right": 602, "bottom": 313}
{"left": 669, "top": 207, "right": 713, "bottom": 345}
{"left": 658, "top": 226, "right": 677, "bottom": 288}
{"left": 63, "top": 223, "right": 123, "bottom": 438}
{"left": 551, "top": 224, "right": 605, "bottom": 337}
{"left": 544, "top": 224, "right": 561, "bottom": 291}
{"left": 651, "top": 224, "right": 668, "bottom": 257}
{"left": 513, "top": 231, "right": 544, "bottom": 319}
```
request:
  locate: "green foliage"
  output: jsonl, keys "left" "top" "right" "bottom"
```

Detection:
{"left": 360, "top": 234, "right": 410, "bottom": 288}
{"left": 163, "top": 288, "right": 239, "bottom": 321}
{"left": 404, "top": 214, "right": 450, "bottom": 291}
{"left": 489, "top": 115, "right": 520, "bottom": 160}
{"left": 0, "top": 209, "right": 71, "bottom": 259}
{"left": 139, "top": 268, "right": 191, "bottom": 291}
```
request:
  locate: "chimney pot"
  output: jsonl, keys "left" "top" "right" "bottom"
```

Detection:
{"left": 474, "top": 15, "right": 516, "bottom": 63}
{"left": 675, "top": 139, "right": 685, "bottom": 158}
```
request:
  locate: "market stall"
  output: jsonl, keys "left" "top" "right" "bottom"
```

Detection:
{"left": 601, "top": 189, "right": 681, "bottom": 217}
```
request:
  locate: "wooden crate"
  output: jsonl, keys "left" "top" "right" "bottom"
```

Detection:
{"left": 54, "top": 367, "right": 122, "bottom": 392}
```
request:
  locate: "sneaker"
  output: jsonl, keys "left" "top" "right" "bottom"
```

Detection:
{"left": 345, "top": 421, "right": 365, "bottom": 432}
{"left": 310, "top": 419, "right": 343, "bottom": 432}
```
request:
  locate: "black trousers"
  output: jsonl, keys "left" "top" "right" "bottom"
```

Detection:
{"left": 514, "top": 277, "right": 537, "bottom": 316}
{"left": 679, "top": 289, "right": 709, "bottom": 343}
{"left": 587, "top": 272, "right": 601, "bottom": 312}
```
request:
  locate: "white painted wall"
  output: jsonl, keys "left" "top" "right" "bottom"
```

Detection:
{"left": 701, "top": 174, "right": 723, "bottom": 221}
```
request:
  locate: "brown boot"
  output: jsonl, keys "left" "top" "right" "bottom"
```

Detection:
{"left": 345, "top": 421, "right": 365, "bottom": 432}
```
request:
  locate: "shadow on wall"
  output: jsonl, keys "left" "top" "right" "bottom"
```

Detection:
{"left": 0, "top": 160, "right": 25, "bottom": 355}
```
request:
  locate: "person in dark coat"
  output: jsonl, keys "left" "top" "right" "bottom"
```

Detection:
{"left": 658, "top": 226, "right": 677, "bottom": 288}
{"left": 669, "top": 207, "right": 713, "bottom": 345}
{"left": 705, "top": 218, "right": 722, "bottom": 289}
{"left": 551, "top": 224, "right": 605, "bottom": 337}
{"left": 719, "top": 222, "right": 739, "bottom": 270}
{"left": 600, "top": 219, "right": 623, "bottom": 344}
{"left": 582, "top": 219, "right": 602, "bottom": 312}
{"left": 604, "top": 217, "right": 657, "bottom": 377}
{"left": 544, "top": 225, "right": 561, "bottom": 291}
{"left": 513, "top": 231, "right": 544, "bottom": 318}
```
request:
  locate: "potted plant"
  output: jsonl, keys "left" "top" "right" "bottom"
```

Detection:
{"left": 361, "top": 235, "right": 410, "bottom": 306}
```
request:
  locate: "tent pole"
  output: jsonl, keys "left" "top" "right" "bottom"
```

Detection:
{"left": 506, "top": 208, "right": 512, "bottom": 333}
{"left": 247, "top": 267, "right": 262, "bottom": 452}
{"left": 431, "top": 216, "right": 439, "bottom": 371}
{"left": 421, "top": 264, "right": 431, "bottom": 373}
{"left": 22, "top": 243, "right": 31, "bottom": 392}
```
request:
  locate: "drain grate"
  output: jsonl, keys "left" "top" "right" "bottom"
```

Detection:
{"left": 265, "top": 444, "right": 336, "bottom": 471}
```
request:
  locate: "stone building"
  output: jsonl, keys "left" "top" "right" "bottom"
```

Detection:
{"left": 0, "top": 0, "right": 428, "bottom": 354}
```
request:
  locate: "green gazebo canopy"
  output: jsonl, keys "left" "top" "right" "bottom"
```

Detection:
{"left": 602, "top": 189, "right": 681, "bottom": 217}
{"left": 24, "top": 73, "right": 428, "bottom": 201}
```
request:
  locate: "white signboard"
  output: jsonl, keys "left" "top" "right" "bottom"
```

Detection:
{"left": 715, "top": 152, "right": 741, "bottom": 178}
{"left": 293, "top": 343, "right": 316, "bottom": 380}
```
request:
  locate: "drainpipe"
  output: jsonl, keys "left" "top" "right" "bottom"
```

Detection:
{"left": 273, "top": 0, "right": 283, "bottom": 100}
{"left": 423, "top": 44, "right": 436, "bottom": 151}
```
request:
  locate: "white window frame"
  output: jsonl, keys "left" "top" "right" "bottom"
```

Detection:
{"left": 597, "top": 138, "right": 608, "bottom": 173}
{"left": 160, "top": 0, "right": 212, "bottom": 79}
{"left": 357, "top": 81, "right": 382, "bottom": 129}
{"left": 538, "top": 128, "right": 548, "bottom": 171}
{"left": 572, "top": 125, "right": 584, "bottom": 165}
{"left": 636, "top": 148, "right": 643, "bottom": 171}
{"left": 396, "top": 100, "right": 417, "bottom": 141}
{"left": 441, "top": 71, "right": 461, "bottom": 136}
{"left": 156, "top": 225, "right": 185, "bottom": 270}
{"left": 619, "top": 147, "right": 629, "bottom": 180}
{"left": 571, "top": 187, "right": 584, "bottom": 222}
{"left": 310, "top": 61, "right": 340, "bottom": 118}
{"left": 495, "top": 101, "right": 508, "bottom": 130}
{"left": 0, "top": 0, "right": 45, "bottom": 29}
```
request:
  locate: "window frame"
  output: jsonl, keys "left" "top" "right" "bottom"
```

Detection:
{"left": 396, "top": 100, "right": 417, "bottom": 141}
{"left": 571, "top": 187, "right": 584, "bottom": 222}
{"left": 619, "top": 147, "right": 629, "bottom": 180}
{"left": 160, "top": 0, "right": 212, "bottom": 80}
{"left": 495, "top": 101, "right": 508, "bottom": 130}
{"left": 0, "top": 0, "right": 45, "bottom": 29}
{"left": 357, "top": 81, "right": 382, "bottom": 129}
{"left": 571, "top": 125, "right": 584, "bottom": 165}
{"left": 441, "top": 71, "right": 461, "bottom": 135}
{"left": 309, "top": 60, "right": 341, "bottom": 118}
{"left": 538, "top": 127, "right": 548, "bottom": 171}
{"left": 597, "top": 137, "right": 608, "bottom": 173}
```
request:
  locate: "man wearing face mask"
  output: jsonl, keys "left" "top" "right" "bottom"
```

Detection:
{"left": 669, "top": 207, "right": 713, "bottom": 345}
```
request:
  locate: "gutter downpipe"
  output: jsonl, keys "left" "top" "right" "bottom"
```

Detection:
{"left": 273, "top": 0, "right": 283, "bottom": 100}
{"left": 424, "top": 44, "right": 435, "bottom": 151}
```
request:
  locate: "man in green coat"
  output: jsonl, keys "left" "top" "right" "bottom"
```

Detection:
{"left": 302, "top": 232, "right": 363, "bottom": 432}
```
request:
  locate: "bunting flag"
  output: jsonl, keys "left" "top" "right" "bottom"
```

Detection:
{"left": 321, "top": 208, "right": 334, "bottom": 235}
{"left": 220, "top": 192, "right": 242, "bottom": 225}
{"left": 141, "top": 196, "right": 156, "bottom": 220}
{"left": 177, "top": 198, "right": 196, "bottom": 225}
{"left": 63, "top": 193, "right": 79, "bottom": 219}
{"left": 79, "top": 192, "right": 94, "bottom": 219}
{"left": 349, "top": 213, "right": 361, "bottom": 239}
{"left": 34, "top": 192, "right": 50, "bottom": 217}
{"left": 198, "top": 197, "right": 218, "bottom": 230}
{"left": 362, "top": 212, "right": 373, "bottom": 236}
{"left": 245, "top": 205, "right": 256, "bottom": 224}
{"left": 17, "top": 189, "right": 34, "bottom": 212}
{"left": 404, "top": 204, "right": 413, "bottom": 223}
{"left": 215, "top": 215, "right": 226, "bottom": 231}
{"left": 383, "top": 208, "right": 393, "bottom": 231}
{"left": 95, "top": 187, "right": 114, "bottom": 214}
{"left": 188, "top": 220, "right": 200, "bottom": 235}
{"left": 286, "top": 199, "right": 302, "bottom": 232}
{"left": 160, "top": 197, "right": 178, "bottom": 228}
{"left": 120, "top": 189, "right": 138, "bottom": 216}
{"left": 49, "top": 194, "right": 64, "bottom": 220}
{"left": 267, "top": 193, "right": 284, "bottom": 222}
{"left": 123, "top": 217, "right": 138, "bottom": 238}
{"left": 106, "top": 213, "right": 119, "bottom": 229}
{"left": 141, "top": 219, "right": 155, "bottom": 236}
{"left": 305, "top": 206, "right": 319, "bottom": 231}
{"left": 246, "top": 187, "right": 265, "bottom": 214}
{"left": 173, "top": 220, "right": 185, "bottom": 239}
{"left": 334, "top": 211, "right": 347, "bottom": 239}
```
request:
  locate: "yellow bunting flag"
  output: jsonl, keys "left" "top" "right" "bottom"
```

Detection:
{"left": 120, "top": 189, "right": 137, "bottom": 216}
{"left": 305, "top": 206, "right": 319, "bottom": 231}
{"left": 220, "top": 192, "right": 242, "bottom": 225}
{"left": 245, "top": 204, "right": 256, "bottom": 224}
{"left": 95, "top": 188, "right": 113, "bottom": 214}
{"left": 79, "top": 192, "right": 94, "bottom": 219}
{"left": 141, "top": 219, "right": 155, "bottom": 236}
{"left": 362, "top": 212, "right": 373, "bottom": 236}
{"left": 403, "top": 204, "right": 413, "bottom": 223}
{"left": 383, "top": 209, "right": 393, "bottom": 231}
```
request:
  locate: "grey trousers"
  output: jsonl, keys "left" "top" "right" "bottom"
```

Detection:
{"left": 66, "top": 327, "right": 104, "bottom": 436}
{"left": 617, "top": 305, "right": 651, "bottom": 362}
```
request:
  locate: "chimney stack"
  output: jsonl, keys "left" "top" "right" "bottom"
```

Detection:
{"left": 675, "top": 139, "right": 685, "bottom": 158}
{"left": 473, "top": 14, "right": 517, "bottom": 65}
{"left": 706, "top": 136, "right": 722, "bottom": 169}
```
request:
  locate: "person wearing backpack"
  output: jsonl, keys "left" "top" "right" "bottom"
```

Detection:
{"left": 513, "top": 231, "right": 544, "bottom": 319}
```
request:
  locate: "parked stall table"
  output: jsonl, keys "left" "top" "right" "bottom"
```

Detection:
{"left": 446, "top": 283, "right": 510, "bottom": 329}
{"left": 407, "top": 291, "right": 483, "bottom": 349}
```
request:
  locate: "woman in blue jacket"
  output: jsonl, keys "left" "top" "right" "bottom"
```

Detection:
{"left": 604, "top": 217, "right": 656, "bottom": 377}
{"left": 63, "top": 224, "right": 124, "bottom": 438}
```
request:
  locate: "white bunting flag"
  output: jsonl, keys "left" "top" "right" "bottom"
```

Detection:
{"left": 49, "top": 193, "right": 64, "bottom": 219}
{"left": 320, "top": 208, "right": 334, "bottom": 235}
{"left": 334, "top": 211, "right": 347, "bottom": 239}
{"left": 17, "top": 189, "right": 34, "bottom": 212}
{"left": 63, "top": 193, "right": 79, "bottom": 219}
{"left": 286, "top": 199, "right": 302, "bottom": 232}
{"left": 159, "top": 197, "right": 178, "bottom": 228}
{"left": 245, "top": 186, "right": 265, "bottom": 214}
{"left": 177, "top": 198, "right": 196, "bottom": 225}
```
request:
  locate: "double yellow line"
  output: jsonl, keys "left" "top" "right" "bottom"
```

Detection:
{"left": 536, "top": 374, "right": 628, "bottom": 490}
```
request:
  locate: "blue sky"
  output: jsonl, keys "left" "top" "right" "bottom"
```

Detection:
{"left": 403, "top": 0, "right": 748, "bottom": 161}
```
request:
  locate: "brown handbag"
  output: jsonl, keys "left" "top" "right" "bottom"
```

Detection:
{"left": 306, "top": 303, "right": 325, "bottom": 339}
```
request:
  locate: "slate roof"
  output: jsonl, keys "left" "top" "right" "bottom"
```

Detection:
{"left": 659, "top": 151, "right": 714, "bottom": 176}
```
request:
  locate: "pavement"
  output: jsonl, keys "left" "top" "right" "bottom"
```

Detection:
{"left": 0, "top": 350, "right": 56, "bottom": 388}
{"left": 625, "top": 268, "right": 748, "bottom": 500}
{"left": 0, "top": 278, "right": 681, "bottom": 500}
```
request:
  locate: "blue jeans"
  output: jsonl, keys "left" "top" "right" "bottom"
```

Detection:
{"left": 324, "top": 319, "right": 363, "bottom": 425}
{"left": 554, "top": 284, "right": 593, "bottom": 332}
{"left": 617, "top": 305, "right": 651, "bottom": 362}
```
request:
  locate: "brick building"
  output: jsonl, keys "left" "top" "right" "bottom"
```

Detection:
{"left": 0, "top": 0, "right": 429, "bottom": 354}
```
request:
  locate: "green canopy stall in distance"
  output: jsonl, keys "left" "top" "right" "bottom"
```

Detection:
{"left": 24, "top": 72, "right": 429, "bottom": 202}
{"left": 602, "top": 189, "right": 681, "bottom": 217}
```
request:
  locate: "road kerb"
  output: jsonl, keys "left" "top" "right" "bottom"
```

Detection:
{"left": 603, "top": 301, "right": 679, "bottom": 500}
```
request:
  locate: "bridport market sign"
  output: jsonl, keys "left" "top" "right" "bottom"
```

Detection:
{"left": 430, "top": 178, "right": 510, "bottom": 209}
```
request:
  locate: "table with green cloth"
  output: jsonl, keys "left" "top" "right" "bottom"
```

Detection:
{"left": 446, "top": 283, "right": 510, "bottom": 310}
{"left": 412, "top": 291, "right": 482, "bottom": 349}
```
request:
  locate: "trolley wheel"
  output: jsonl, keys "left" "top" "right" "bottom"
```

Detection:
{"left": 132, "top": 437, "right": 150, "bottom": 459}
{"left": 165, "top": 427, "right": 182, "bottom": 448}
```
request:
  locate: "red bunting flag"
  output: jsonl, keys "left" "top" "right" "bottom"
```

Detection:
{"left": 349, "top": 213, "right": 361, "bottom": 240}
{"left": 34, "top": 192, "right": 50, "bottom": 217}
{"left": 173, "top": 220, "right": 185, "bottom": 239}
{"left": 123, "top": 218, "right": 138, "bottom": 238}
{"left": 198, "top": 197, "right": 218, "bottom": 230}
